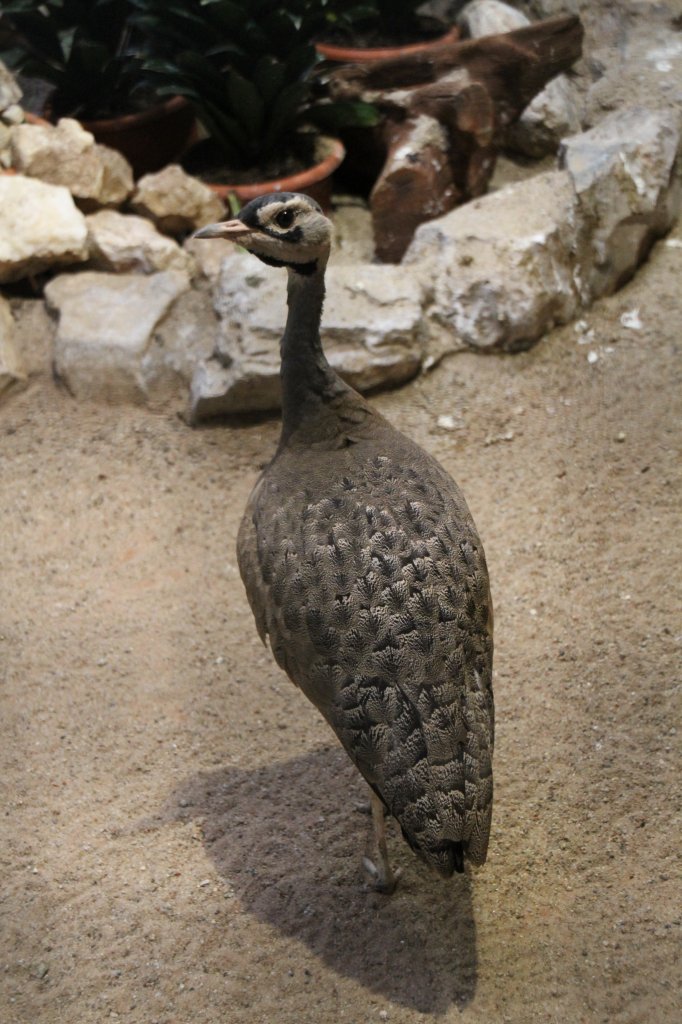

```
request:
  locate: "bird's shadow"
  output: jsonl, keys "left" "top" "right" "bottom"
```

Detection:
{"left": 146, "top": 745, "right": 478, "bottom": 1014}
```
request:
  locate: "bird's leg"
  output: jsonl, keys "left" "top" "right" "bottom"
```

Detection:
{"left": 362, "top": 791, "right": 401, "bottom": 894}
{"left": 354, "top": 797, "right": 388, "bottom": 816}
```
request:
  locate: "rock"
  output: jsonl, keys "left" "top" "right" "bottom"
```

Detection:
{"left": 0, "top": 121, "right": 11, "bottom": 166}
{"left": 506, "top": 73, "right": 582, "bottom": 158}
{"left": 189, "top": 251, "right": 424, "bottom": 421}
{"left": 0, "top": 295, "right": 27, "bottom": 397}
{"left": 86, "top": 210, "right": 195, "bottom": 275}
{"left": 404, "top": 169, "right": 579, "bottom": 353}
{"left": 45, "top": 270, "right": 190, "bottom": 402}
{"left": 459, "top": 0, "right": 582, "bottom": 156}
{"left": 584, "top": 21, "right": 682, "bottom": 127}
{"left": 8, "top": 299, "right": 56, "bottom": 376}
{"left": 0, "top": 175, "right": 89, "bottom": 283}
{"left": 560, "top": 106, "right": 682, "bottom": 299}
{"left": 140, "top": 286, "right": 219, "bottom": 403}
{"left": 2, "top": 104, "right": 24, "bottom": 125}
{"left": 0, "top": 61, "right": 22, "bottom": 113}
{"left": 130, "top": 164, "right": 225, "bottom": 237}
{"left": 458, "top": 0, "right": 528, "bottom": 37}
{"left": 9, "top": 118, "right": 133, "bottom": 209}
{"left": 183, "top": 236, "right": 234, "bottom": 281}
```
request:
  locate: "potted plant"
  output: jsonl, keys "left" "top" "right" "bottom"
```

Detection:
{"left": 0, "top": 0, "right": 195, "bottom": 175}
{"left": 131, "top": 0, "right": 377, "bottom": 208}
{"left": 312, "top": 0, "right": 461, "bottom": 62}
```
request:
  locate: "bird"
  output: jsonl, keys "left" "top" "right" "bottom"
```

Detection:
{"left": 194, "top": 192, "right": 494, "bottom": 892}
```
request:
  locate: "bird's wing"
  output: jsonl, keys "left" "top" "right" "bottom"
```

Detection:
{"left": 236, "top": 479, "right": 269, "bottom": 646}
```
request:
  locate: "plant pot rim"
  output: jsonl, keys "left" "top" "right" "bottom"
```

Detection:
{"left": 81, "top": 95, "right": 190, "bottom": 134}
{"left": 205, "top": 136, "right": 345, "bottom": 202}
{"left": 315, "top": 23, "right": 460, "bottom": 62}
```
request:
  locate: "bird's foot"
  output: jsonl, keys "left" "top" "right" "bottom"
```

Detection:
{"left": 362, "top": 855, "right": 402, "bottom": 895}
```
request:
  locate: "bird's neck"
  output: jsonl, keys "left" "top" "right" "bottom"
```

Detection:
{"left": 279, "top": 262, "right": 348, "bottom": 445}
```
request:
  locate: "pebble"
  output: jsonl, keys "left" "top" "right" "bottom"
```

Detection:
{"left": 587, "top": 350, "right": 599, "bottom": 364}
{"left": 436, "top": 414, "right": 461, "bottom": 431}
{"left": 620, "top": 308, "right": 643, "bottom": 330}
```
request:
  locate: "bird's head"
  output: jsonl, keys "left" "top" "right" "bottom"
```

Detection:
{"left": 193, "top": 192, "right": 332, "bottom": 276}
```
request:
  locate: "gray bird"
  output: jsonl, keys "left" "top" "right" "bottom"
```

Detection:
{"left": 194, "top": 193, "right": 494, "bottom": 892}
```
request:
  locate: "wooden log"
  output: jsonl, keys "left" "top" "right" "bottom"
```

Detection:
{"left": 333, "top": 14, "right": 583, "bottom": 116}
{"left": 372, "top": 75, "right": 497, "bottom": 261}
{"left": 330, "top": 14, "right": 584, "bottom": 262}
{"left": 371, "top": 116, "right": 460, "bottom": 263}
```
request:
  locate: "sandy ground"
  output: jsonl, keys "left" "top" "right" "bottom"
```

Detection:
{"left": 1, "top": 200, "right": 680, "bottom": 1023}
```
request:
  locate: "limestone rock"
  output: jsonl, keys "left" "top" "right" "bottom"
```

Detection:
{"left": 189, "top": 251, "right": 424, "bottom": 421}
{"left": 459, "top": 0, "right": 582, "bottom": 155}
{"left": 140, "top": 286, "right": 219, "bottom": 402}
{"left": 46, "top": 270, "right": 190, "bottom": 402}
{"left": 183, "top": 236, "right": 234, "bottom": 281}
{"left": 506, "top": 72, "right": 581, "bottom": 158}
{"left": 86, "top": 209, "right": 195, "bottom": 275}
{"left": 7, "top": 298, "right": 56, "bottom": 377}
{"left": 2, "top": 104, "right": 24, "bottom": 125}
{"left": 404, "top": 169, "right": 579, "bottom": 353}
{"left": 457, "top": 0, "right": 528, "bottom": 37}
{"left": 560, "top": 107, "right": 682, "bottom": 299}
{"left": 0, "top": 61, "right": 22, "bottom": 113}
{"left": 0, "top": 175, "right": 89, "bottom": 283}
{"left": 0, "top": 121, "right": 11, "bottom": 166}
{"left": 131, "top": 164, "right": 225, "bottom": 237}
{"left": 0, "top": 295, "right": 27, "bottom": 398}
{"left": 9, "top": 118, "right": 133, "bottom": 209}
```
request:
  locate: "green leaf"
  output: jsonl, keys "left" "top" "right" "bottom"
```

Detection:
{"left": 308, "top": 99, "right": 380, "bottom": 130}
{"left": 227, "top": 67, "right": 264, "bottom": 137}
{"left": 252, "top": 56, "right": 286, "bottom": 107}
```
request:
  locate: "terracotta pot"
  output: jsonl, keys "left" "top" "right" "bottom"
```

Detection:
{"left": 82, "top": 96, "right": 196, "bottom": 178}
{"left": 204, "top": 136, "right": 345, "bottom": 212}
{"left": 315, "top": 23, "right": 460, "bottom": 63}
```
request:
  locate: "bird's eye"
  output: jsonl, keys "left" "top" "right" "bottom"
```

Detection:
{"left": 274, "top": 208, "right": 295, "bottom": 229}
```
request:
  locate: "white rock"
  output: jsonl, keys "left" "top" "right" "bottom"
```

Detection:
{"left": 45, "top": 270, "right": 190, "bottom": 402}
{"left": 2, "top": 104, "right": 24, "bottom": 125}
{"left": 189, "top": 251, "right": 425, "bottom": 420}
{"left": 459, "top": 0, "right": 582, "bottom": 156}
{"left": 0, "top": 61, "right": 22, "bottom": 112}
{"left": 404, "top": 169, "right": 579, "bottom": 353}
{"left": 560, "top": 107, "right": 682, "bottom": 299}
{"left": 140, "top": 287, "right": 219, "bottom": 401}
{"left": 86, "top": 209, "right": 195, "bottom": 275}
{"left": 620, "top": 308, "right": 643, "bottom": 330}
{"left": 131, "top": 164, "right": 225, "bottom": 237}
{"left": 183, "top": 236, "right": 235, "bottom": 281}
{"left": 9, "top": 118, "right": 133, "bottom": 208}
{"left": 0, "top": 121, "right": 11, "bottom": 166}
{"left": 457, "top": 0, "right": 527, "bottom": 37}
{"left": 0, "top": 295, "right": 27, "bottom": 397}
{"left": 8, "top": 299, "right": 56, "bottom": 376}
{"left": 0, "top": 175, "right": 89, "bottom": 283}
{"left": 506, "top": 74, "right": 582, "bottom": 158}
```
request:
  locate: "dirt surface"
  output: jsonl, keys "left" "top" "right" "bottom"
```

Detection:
{"left": 1, "top": 205, "right": 680, "bottom": 1023}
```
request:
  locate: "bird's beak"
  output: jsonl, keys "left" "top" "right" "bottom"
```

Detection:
{"left": 192, "top": 219, "right": 253, "bottom": 241}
